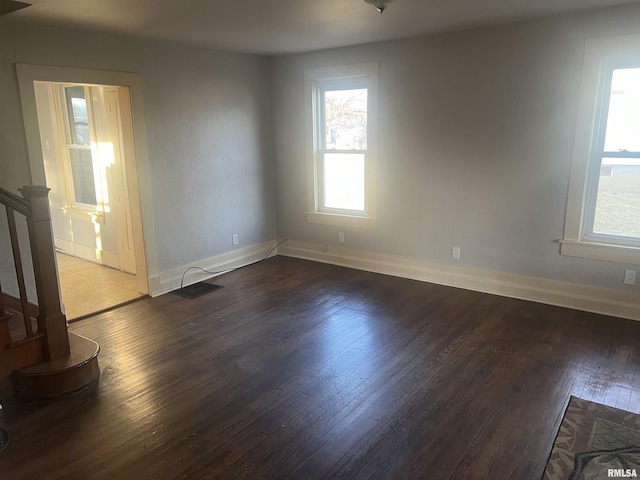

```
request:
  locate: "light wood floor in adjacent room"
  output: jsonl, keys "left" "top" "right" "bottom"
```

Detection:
{"left": 56, "top": 252, "right": 144, "bottom": 320}
{"left": 2, "top": 256, "right": 640, "bottom": 479}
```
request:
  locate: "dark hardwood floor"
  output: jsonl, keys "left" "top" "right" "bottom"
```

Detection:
{"left": 1, "top": 256, "right": 640, "bottom": 479}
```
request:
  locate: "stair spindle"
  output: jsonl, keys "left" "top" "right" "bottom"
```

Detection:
{"left": 5, "top": 205, "right": 34, "bottom": 337}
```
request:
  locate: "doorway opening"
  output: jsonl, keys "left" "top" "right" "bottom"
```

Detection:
{"left": 32, "top": 81, "right": 147, "bottom": 319}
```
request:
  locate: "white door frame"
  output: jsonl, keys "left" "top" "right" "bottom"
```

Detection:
{"left": 15, "top": 64, "right": 158, "bottom": 295}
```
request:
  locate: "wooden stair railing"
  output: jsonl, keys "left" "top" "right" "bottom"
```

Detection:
{"left": 0, "top": 279, "right": 12, "bottom": 349}
{"left": 0, "top": 185, "right": 99, "bottom": 399}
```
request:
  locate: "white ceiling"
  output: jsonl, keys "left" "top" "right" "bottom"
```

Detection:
{"left": 4, "top": 0, "right": 640, "bottom": 55}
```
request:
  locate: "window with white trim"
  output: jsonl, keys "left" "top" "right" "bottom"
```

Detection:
{"left": 585, "top": 61, "right": 640, "bottom": 243}
{"left": 51, "top": 84, "right": 106, "bottom": 224}
{"left": 305, "top": 63, "right": 378, "bottom": 229}
{"left": 62, "top": 85, "right": 98, "bottom": 208}
{"left": 562, "top": 36, "right": 640, "bottom": 265}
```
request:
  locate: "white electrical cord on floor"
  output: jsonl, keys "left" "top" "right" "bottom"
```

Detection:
{"left": 179, "top": 239, "right": 288, "bottom": 289}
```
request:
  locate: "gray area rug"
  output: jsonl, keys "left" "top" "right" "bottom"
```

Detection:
{"left": 543, "top": 396, "right": 640, "bottom": 480}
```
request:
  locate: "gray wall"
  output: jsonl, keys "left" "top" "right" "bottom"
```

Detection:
{"left": 4, "top": 3, "right": 640, "bottom": 303}
{"left": 271, "top": 3, "right": 640, "bottom": 293}
{"left": 0, "top": 21, "right": 277, "bottom": 295}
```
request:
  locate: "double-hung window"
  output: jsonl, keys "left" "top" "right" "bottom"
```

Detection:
{"left": 305, "top": 63, "right": 378, "bottom": 229}
{"left": 63, "top": 85, "right": 98, "bottom": 208}
{"left": 586, "top": 62, "right": 640, "bottom": 243}
{"left": 562, "top": 36, "right": 640, "bottom": 264}
{"left": 53, "top": 84, "right": 106, "bottom": 224}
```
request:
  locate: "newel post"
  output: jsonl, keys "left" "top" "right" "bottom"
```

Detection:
{"left": 19, "top": 186, "right": 70, "bottom": 360}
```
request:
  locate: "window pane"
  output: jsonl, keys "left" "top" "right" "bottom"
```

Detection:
{"left": 323, "top": 153, "right": 365, "bottom": 211}
{"left": 65, "top": 86, "right": 90, "bottom": 145}
{"left": 593, "top": 157, "right": 640, "bottom": 238}
{"left": 324, "top": 88, "right": 367, "bottom": 150}
{"left": 603, "top": 68, "right": 640, "bottom": 152}
{"left": 69, "top": 148, "right": 97, "bottom": 205}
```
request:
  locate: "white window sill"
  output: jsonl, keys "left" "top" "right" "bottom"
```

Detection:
{"left": 560, "top": 239, "right": 640, "bottom": 265}
{"left": 306, "top": 212, "right": 378, "bottom": 230}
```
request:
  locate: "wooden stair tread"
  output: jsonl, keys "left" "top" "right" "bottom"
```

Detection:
{"left": 9, "top": 332, "right": 45, "bottom": 353}
{"left": 17, "top": 333, "right": 99, "bottom": 376}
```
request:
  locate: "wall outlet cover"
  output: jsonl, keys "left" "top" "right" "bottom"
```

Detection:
{"left": 624, "top": 269, "right": 636, "bottom": 285}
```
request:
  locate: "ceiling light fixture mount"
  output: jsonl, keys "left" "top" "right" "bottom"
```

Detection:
{"left": 364, "top": 0, "right": 395, "bottom": 13}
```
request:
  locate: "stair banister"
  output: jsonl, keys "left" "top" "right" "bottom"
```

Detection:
{"left": 0, "top": 185, "right": 98, "bottom": 400}
{"left": 0, "top": 279, "right": 11, "bottom": 350}
{"left": 6, "top": 203, "right": 35, "bottom": 337}
{"left": 19, "top": 186, "right": 70, "bottom": 359}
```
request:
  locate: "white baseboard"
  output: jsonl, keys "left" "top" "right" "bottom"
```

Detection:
{"left": 67, "top": 242, "right": 97, "bottom": 263}
{"left": 277, "top": 240, "right": 640, "bottom": 322}
{"left": 54, "top": 238, "right": 74, "bottom": 255}
{"left": 149, "top": 239, "right": 278, "bottom": 297}
{"left": 55, "top": 238, "right": 119, "bottom": 269}
{"left": 56, "top": 239, "right": 146, "bottom": 296}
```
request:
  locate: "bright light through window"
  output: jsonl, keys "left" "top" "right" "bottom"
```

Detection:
{"left": 324, "top": 89, "right": 367, "bottom": 150}
{"left": 323, "top": 153, "right": 365, "bottom": 210}
{"left": 320, "top": 86, "right": 367, "bottom": 212}
{"left": 590, "top": 67, "right": 640, "bottom": 241}
{"left": 64, "top": 86, "right": 97, "bottom": 207}
{"left": 561, "top": 38, "right": 640, "bottom": 264}
{"left": 604, "top": 68, "right": 640, "bottom": 152}
{"left": 305, "top": 62, "right": 378, "bottom": 229}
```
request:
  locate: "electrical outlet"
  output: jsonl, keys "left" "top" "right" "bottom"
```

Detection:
{"left": 452, "top": 246, "right": 461, "bottom": 260}
{"left": 338, "top": 232, "right": 345, "bottom": 243}
{"left": 624, "top": 269, "right": 636, "bottom": 285}
{"left": 232, "top": 234, "right": 238, "bottom": 246}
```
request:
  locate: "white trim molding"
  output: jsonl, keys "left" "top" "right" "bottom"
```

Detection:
{"left": 149, "top": 239, "right": 278, "bottom": 296}
{"left": 560, "top": 239, "right": 640, "bottom": 265}
{"left": 277, "top": 240, "right": 640, "bottom": 322}
{"left": 562, "top": 34, "right": 640, "bottom": 265}
{"left": 15, "top": 63, "right": 156, "bottom": 295}
{"left": 306, "top": 211, "right": 378, "bottom": 230}
{"left": 304, "top": 62, "right": 379, "bottom": 230}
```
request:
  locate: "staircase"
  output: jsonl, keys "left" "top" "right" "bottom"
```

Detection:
{"left": 0, "top": 185, "right": 99, "bottom": 400}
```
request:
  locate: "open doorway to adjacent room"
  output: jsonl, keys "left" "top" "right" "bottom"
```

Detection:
{"left": 32, "top": 80, "right": 147, "bottom": 320}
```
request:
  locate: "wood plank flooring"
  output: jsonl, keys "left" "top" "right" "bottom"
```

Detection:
{"left": 2, "top": 256, "right": 640, "bottom": 479}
